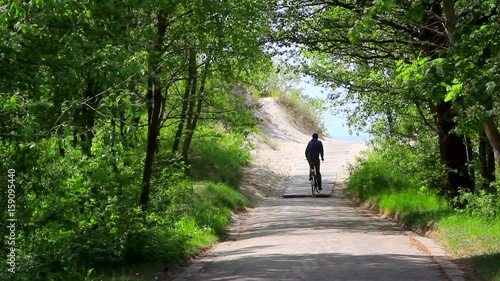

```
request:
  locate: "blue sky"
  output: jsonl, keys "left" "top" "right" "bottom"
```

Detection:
{"left": 298, "top": 77, "right": 370, "bottom": 138}
{"left": 298, "top": 80, "right": 347, "bottom": 136}
{"left": 271, "top": 53, "right": 369, "bottom": 139}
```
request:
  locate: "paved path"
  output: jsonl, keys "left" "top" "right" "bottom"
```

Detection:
{"left": 172, "top": 141, "right": 464, "bottom": 281}
{"left": 283, "top": 141, "right": 353, "bottom": 197}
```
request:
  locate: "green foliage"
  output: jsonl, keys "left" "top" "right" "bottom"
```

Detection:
{"left": 455, "top": 189, "right": 500, "bottom": 219}
{"left": 347, "top": 152, "right": 451, "bottom": 223}
{"left": 0, "top": 127, "right": 251, "bottom": 280}
{"left": 371, "top": 134, "right": 447, "bottom": 191}
{"left": 203, "top": 182, "right": 247, "bottom": 211}
{"left": 0, "top": 137, "right": 144, "bottom": 280}
{"left": 275, "top": 0, "right": 500, "bottom": 278}
{"left": 0, "top": 0, "right": 275, "bottom": 279}
{"left": 277, "top": 0, "right": 500, "bottom": 198}
{"left": 189, "top": 126, "right": 252, "bottom": 187}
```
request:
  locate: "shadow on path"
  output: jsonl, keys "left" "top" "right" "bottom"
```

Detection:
{"left": 190, "top": 252, "right": 444, "bottom": 281}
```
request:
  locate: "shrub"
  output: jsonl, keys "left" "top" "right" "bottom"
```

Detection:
{"left": 455, "top": 189, "right": 499, "bottom": 219}
{"left": 346, "top": 153, "right": 410, "bottom": 201}
{"left": 190, "top": 127, "right": 251, "bottom": 187}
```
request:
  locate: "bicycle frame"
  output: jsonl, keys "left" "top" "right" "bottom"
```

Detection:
{"left": 310, "top": 166, "right": 319, "bottom": 196}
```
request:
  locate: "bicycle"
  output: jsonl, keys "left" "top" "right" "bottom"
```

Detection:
{"left": 309, "top": 164, "right": 321, "bottom": 197}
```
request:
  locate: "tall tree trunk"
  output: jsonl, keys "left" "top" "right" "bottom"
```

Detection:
{"left": 465, "top": 136, "right": 474, "bottom": 185}
{"left": 181, "top": 57, "right": 209, "bottom": 162}
{"left": 172, "top": 49, "right": 196, "bottom": 154}
{"left": 180, "top": 59, "right": 199, "bottom": 162}
{"left": 479, "top": 130, "right": 496, "bottom": 191}
{"left": 436, "top": 101, "right": 473, "bottom": 197}
{"left": 484, "top": 117, "right": 500, "bottom": 168}
{"left": 140, "top": 11, "right": 167, "bottom": 210}
{"left": 79, "top": 75, "right": 101, "bottom": 157}
{"left": 425, "top": 1, "right": 473, "bottom": 196}
{"left": 442, "top": 0, "right": 457, "bottom": 35}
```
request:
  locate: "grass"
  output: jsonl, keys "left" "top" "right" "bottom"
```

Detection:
{"left": 202, "top": 182, "right": 247, "bottom": 210}
{"left": 275, "top": 90, "right": 325, "bottom": 135}
{"left": 378, "top": 188, "right": 452, "bottom": 227}
{"left": 437, "top": 215, "right": 500, "bottom": 281}
{"left": 255, "top": 78, "right": 325, "bottom": 135}
{"left": 192, "top": 182, "right": 247, "bottom": 236}
{"left": 472, "top": 254, "right": 500, "bottom": 281}
{"left": 190, "top": 127, "right": 252, "bottom": 187}
{"left": 346, "top": 153, "right": 500, "bottom": 281}
{"left": 254, "top": 130, "right": 278, "bottom": 150}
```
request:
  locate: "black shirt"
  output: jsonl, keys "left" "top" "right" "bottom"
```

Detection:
{"left": 305, "top": 138, "right": 324, "bottom": 162}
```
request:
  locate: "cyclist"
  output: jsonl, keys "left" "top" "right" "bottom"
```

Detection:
{"left": 305, "top": 133, "right": 324, "bottom": 190}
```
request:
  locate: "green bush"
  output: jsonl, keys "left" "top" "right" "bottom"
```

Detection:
{"left": 0, "top": 125, "right": 252, "bottom": 281}
{"left": 204, "top": 182, "right": 247, "bottom": 210}
{"left": 346, "top": 152, "right": 451, "bottom": 227}
{"left": 346, "top": 153, "right": 409, "bottom": 201}
{"left": 370, "top": 134, "right": 447, "bottom": 192}
{"left": 455, "top": 189, "right": 499, "bottom": 219}
{"left": 190, "top": 127, "right": 251, "bottom": 187}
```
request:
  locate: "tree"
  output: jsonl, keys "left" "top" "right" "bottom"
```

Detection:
{"left": 1, "top": 0, "right": 277, "bottom": 278}
{"left": 139, "top": 0, "right": 275, "bottom": 208}
{"left": 273, "top": 0, "right": 500, "bottom": 197}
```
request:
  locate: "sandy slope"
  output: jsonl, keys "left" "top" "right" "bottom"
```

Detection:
{"left": 239, "top": 97, "right": 366, "bottom": 205}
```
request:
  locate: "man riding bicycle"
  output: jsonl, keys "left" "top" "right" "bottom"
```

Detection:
{"left": 305, "top": 133, "right": 324, "bottom": 191}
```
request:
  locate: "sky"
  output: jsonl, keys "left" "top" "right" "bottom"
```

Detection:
{"left": 272, "top": 50, "right": 370, "bottom": 141}
{"left": 298, "top": 77, "right": 370, "bottom": 141}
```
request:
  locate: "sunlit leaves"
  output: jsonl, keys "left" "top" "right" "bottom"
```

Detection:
{"left": 443, "top": 81, "right": 464, "bottom": 102}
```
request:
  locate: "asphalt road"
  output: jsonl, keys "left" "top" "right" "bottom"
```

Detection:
{"left": 171, "top": 141, "right": 463, "bottom": 281}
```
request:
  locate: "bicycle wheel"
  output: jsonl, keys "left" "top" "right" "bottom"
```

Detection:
{"left": 311, "top": 168, "right": 318, "bottom": 196}
{"left": 310, "top": 169, "right": 314, "bottom": 194}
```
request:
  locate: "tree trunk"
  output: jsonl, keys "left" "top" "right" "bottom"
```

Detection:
{"left": 428, "top": 1, "right": 474, "bottom": 197}
{"left": 484, "top": 117, "right": 500, "bottom": 168}
{"left": 479, "top": 130, "right": 496, "bottom": 191}
{"left": 435, "top": 101, "right": 473, "bottom": 197}
{"left": 140, "top": 12, "right": 167, "bottom": 211}
{"left": 181, "top": 57, "right": 209, "bottom": 162}
{"left": 79, "top": 75, "right": 101, "bottom": 157}
{"left": 442, "top": 0, "right": 457, "bottom": 35}
{"left": 180, "top": 58, "right": 199, "bottom": 162}
{"left": 172, "top": 49, "right": 196, "bottom": 154}
{"left": 465, "top": 136, "right": 474, "bottom": 186}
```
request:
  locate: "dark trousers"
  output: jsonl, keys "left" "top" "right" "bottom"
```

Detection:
{"left": 309, "top": 160, "right": 322, "bottom": 188}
